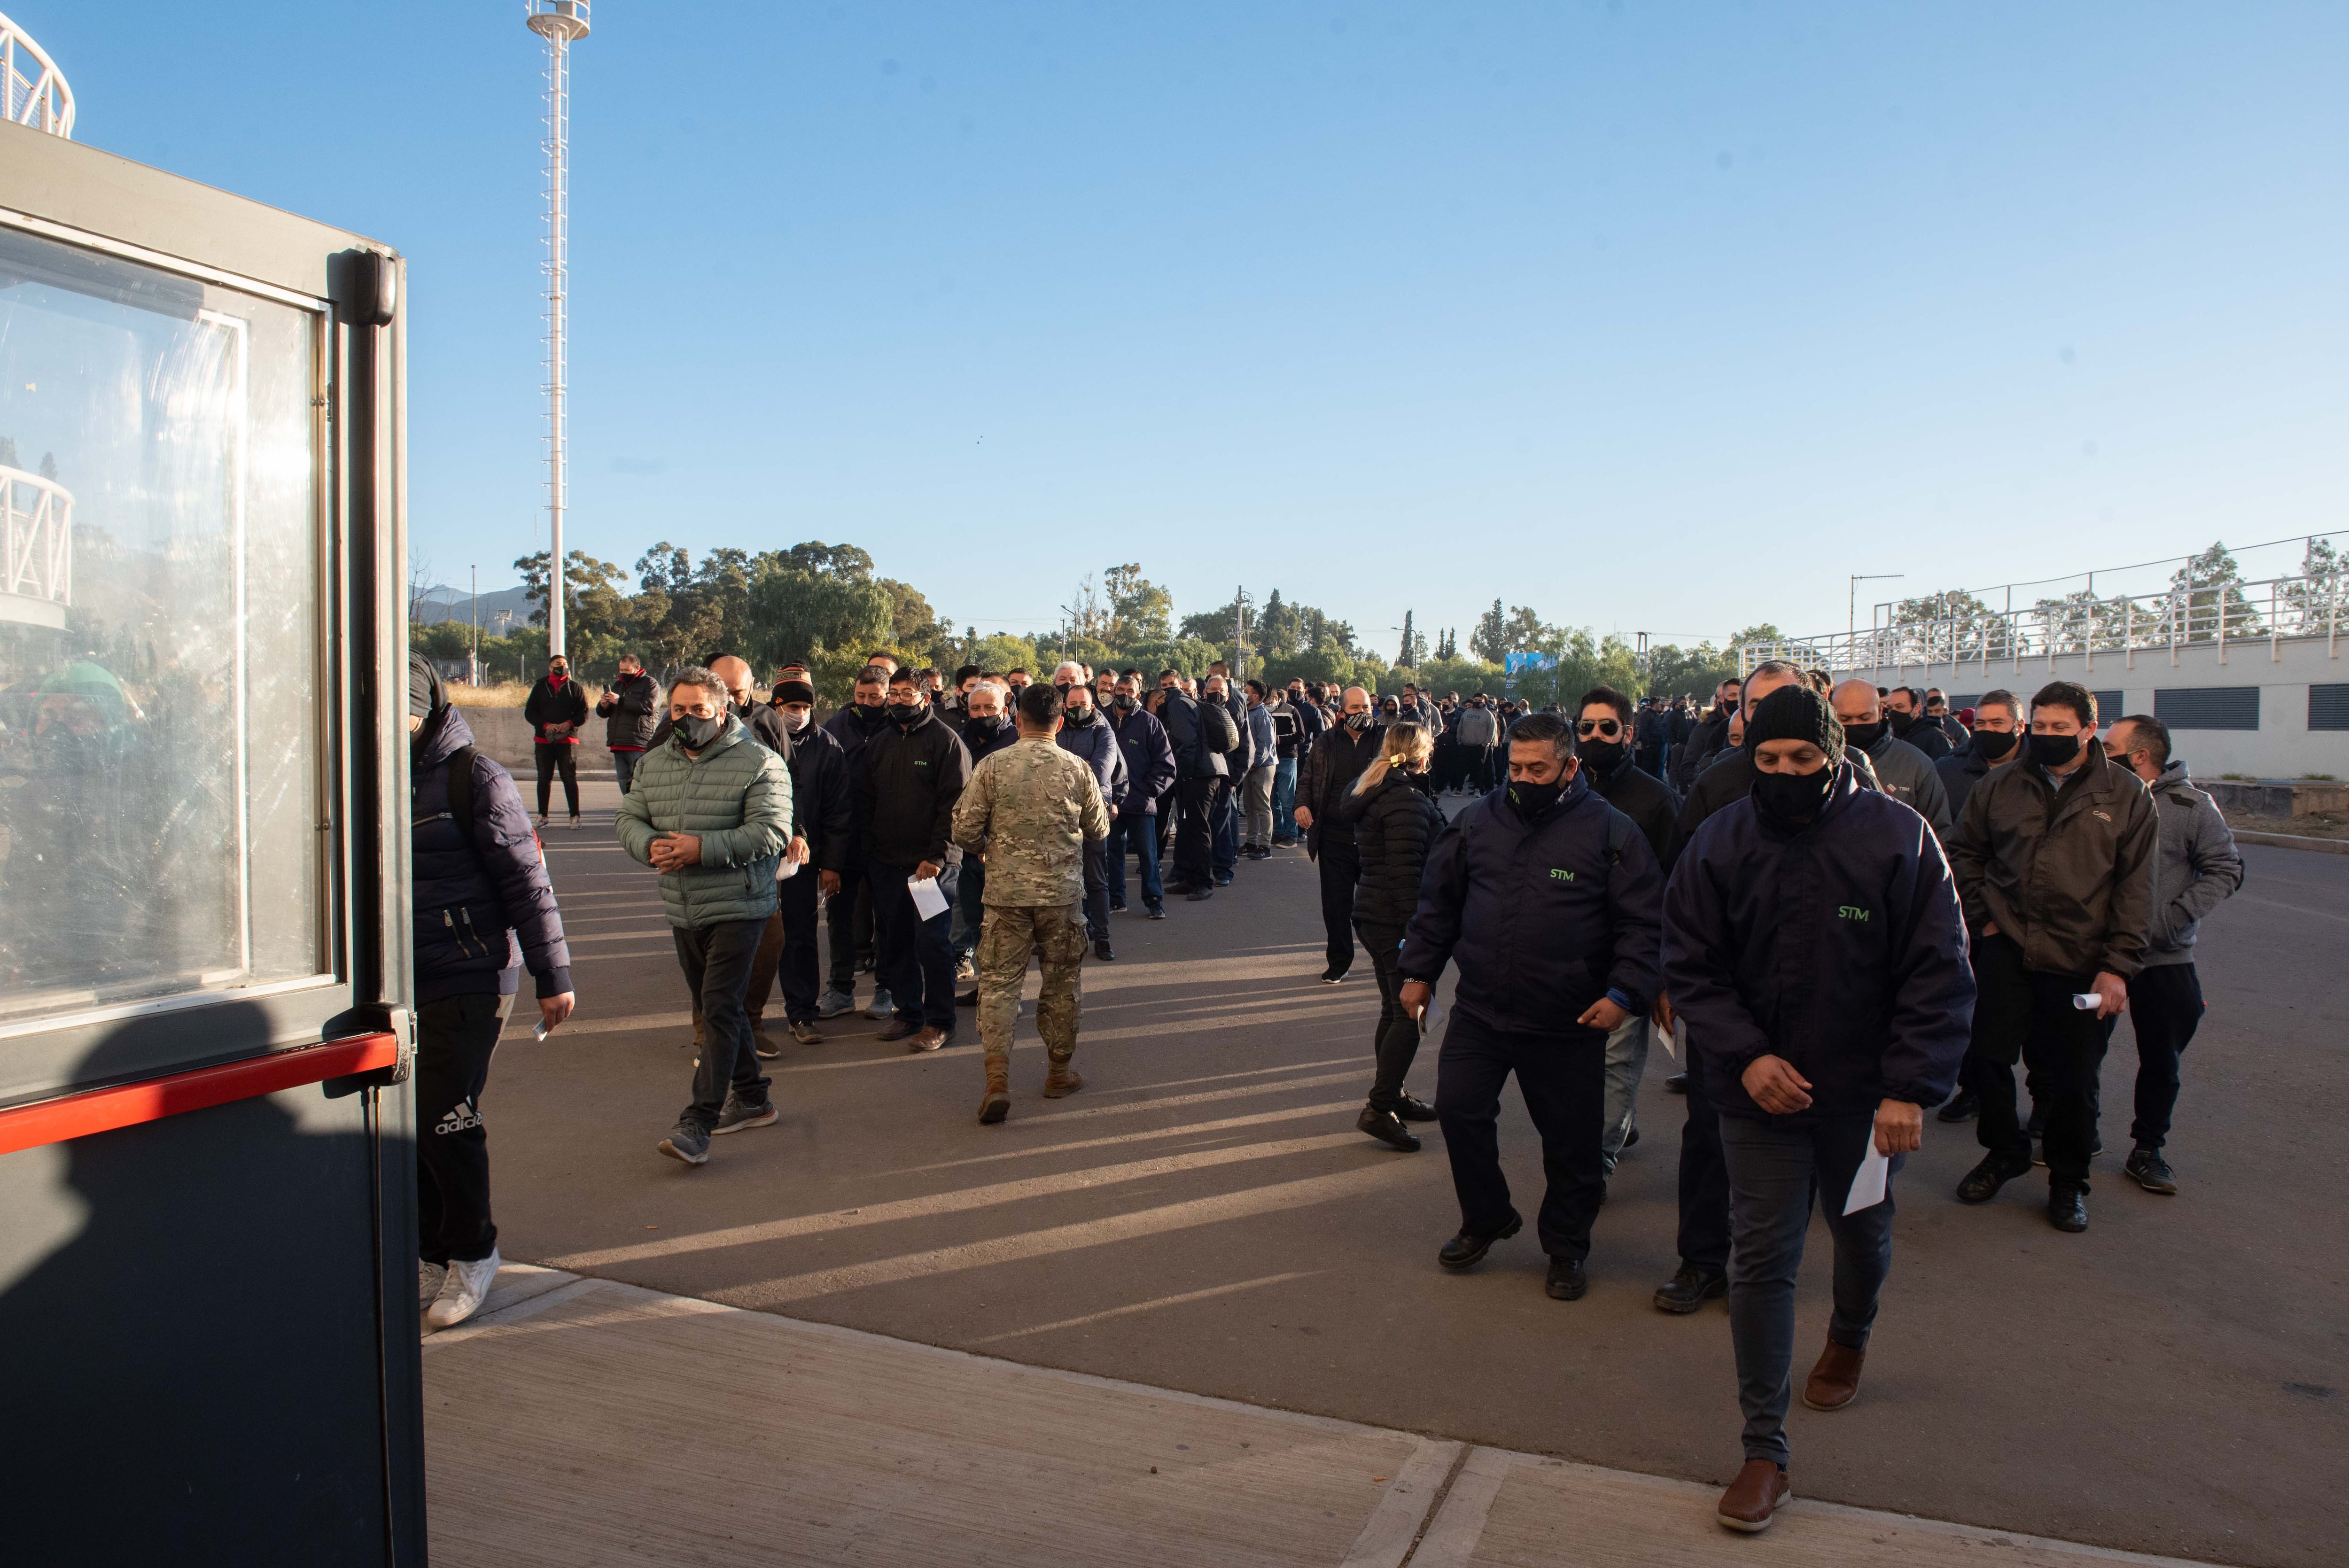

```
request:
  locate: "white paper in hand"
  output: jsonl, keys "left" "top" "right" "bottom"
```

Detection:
{"left": 1843, "top": 1133, "right": 1890, "bottom": 1215}
{"left": 1418, "top": 994, "right": 1447, "bottom": 1037}
{"left": 908, "top": 875, "right": 950, "bottom": 920}
{"left": 777, "top": 856, "right": 799, "bottom": 882}
{"left": 1666, "top": 1018, "right": 1686, "bottom": 1063}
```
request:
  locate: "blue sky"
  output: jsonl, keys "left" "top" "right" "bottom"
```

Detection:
{"left": 37, "top": 1, "right": 2349, "bottom": 652}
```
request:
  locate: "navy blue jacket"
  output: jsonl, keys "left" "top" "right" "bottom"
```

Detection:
{"left": 1057, "top": 709, "right": 1130, "bottom": 808}
{"left": 823, "top": 701, "right": 894, "bottom": 860}
{"left": 410, "top": 705, "right": 572, "bottom": 1005}
{"left": 786, "top": 720, "right": 855, "bottom": 872}
{"left": 1663, "top": 761, "right": 1973, "bottom": 1121}
{"left": 1399, "top": 777, "right": 1664, "bottom": 1034}
{"left": 1111, "top": 705, "right": 1178, "bottom": 815}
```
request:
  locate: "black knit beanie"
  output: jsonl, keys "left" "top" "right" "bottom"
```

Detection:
{"left": 408, "top": 651, "right": 443, "bottom": 720}
{"left": 773, "top": 678, "right": 817, "bottom": 706}
{"left": 1742, "top": 684, "right": 1843, "bottom": 765}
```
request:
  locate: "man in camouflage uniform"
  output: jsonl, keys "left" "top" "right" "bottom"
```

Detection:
{"left": 950, "top": 681, "right": 1111, "bottom": 1123}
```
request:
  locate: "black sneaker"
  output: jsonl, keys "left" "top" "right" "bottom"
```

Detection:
{"left": 1936, "top": 1090, "right": 1979, "bottom": 1123}
{"left": 1956, "top": 1152, "right": 2033, "bottom": 1204}
{"left": 1357, "top": 1105, "right": 1422, "bottom": 1152}
{"left": 711, "top": 1097, "right": 778, "bottom": 1136}
{"left": 2048, "top": 1184, "right": 2089, "bottom": 1233}
{"left": 2124, "top": 1148, "right": 2178, "bottom": 1194}
{"left": 1108, "top": 901, "right": 1128, "bottom": 914}
{"left": 1438, "top": 1215, "right": 1521, "bottom": 1271}
{"left": 1653, "top": 1262, "right": 1727, "bottom": 1314}
{"left": 1395, "top": 1091, "right": 1439, "bottom": 1123}
{"left": 1146, "top": 906, "right": 1168, "bottom": 920}
{"left": 1320, "top": 966, "right": 1347, "bottom": 985}
{"left": 1545, "top": 1256, "right": 1589, "bottom": 1301}
{"left": 1187, "top": 887, "right": 1214, "bottom": 901}
{"left": 1094, "top": 939, "right": 1115, "bottom": 961}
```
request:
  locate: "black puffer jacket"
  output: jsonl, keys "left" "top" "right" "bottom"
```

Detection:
{"left": 410, "top": 704, "right": 572, "bottom": 1005}
{"left": 1339, "top": 768, "right": 1445, "bottom": 929}
{"left": 596, "top": 670, "right": 661, "bottom": 751}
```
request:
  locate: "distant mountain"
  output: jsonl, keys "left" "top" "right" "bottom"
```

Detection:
{"left": 412, "top": 583, "right": 534, "bottom": 632}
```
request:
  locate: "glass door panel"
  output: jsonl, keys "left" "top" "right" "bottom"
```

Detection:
{"left": 0, "top": 223, "right": 325, "bottom": 1028}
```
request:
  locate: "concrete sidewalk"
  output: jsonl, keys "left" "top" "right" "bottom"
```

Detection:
{"left": 421, "top": 1264, "right": 2224, "bottom": 1568}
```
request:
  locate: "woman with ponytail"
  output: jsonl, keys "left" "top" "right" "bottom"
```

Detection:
{"left": 1339, "top": 722, "right": 1447, "bottom": 1149}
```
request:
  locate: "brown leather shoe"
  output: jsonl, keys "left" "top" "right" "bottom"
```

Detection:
{"left": 1042, "top": 1063, "right": 1084, "bottom": 1098}
{"left": 908, "top": 1026, "right": 950, "bottom": 1053}
{"left": 1716, "top": 1459, "right": 1790, "bottom": 1533}
{"left": 1803, "top": 1338, "right": 1866, "bottom": 1412}
{"left": 979, "top": 1059, "right": 1011, "bottom": 1125}
{"left": 876, "top": 1018, "right": 920, "bottom": 1042}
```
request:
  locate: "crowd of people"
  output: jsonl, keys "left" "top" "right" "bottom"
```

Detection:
{"left": 408, "top": 645, "right": 2242, "bottom": 1536}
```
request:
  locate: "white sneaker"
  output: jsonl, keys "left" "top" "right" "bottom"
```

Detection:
{"left": 419, "top": 1259, "right": 446, "bottom": 1308}
{"left": 426, "top": 1248, "right": 502, "bottom": 1330}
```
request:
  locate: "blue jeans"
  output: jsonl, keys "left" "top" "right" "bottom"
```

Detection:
{"left": 1601, "top": 1012, "right": 1649, "bottom": 1172}
{"left": 950, "top": 858, "right": 987, "bottom": 960}
{"left": 612, "top": 748, "right": 641, "bottom": 794}
{"left": 1719, "top": 1111, "right": 1901, "bottom": 1467}
{"left": 1270, "top": 757, "right": 1299, "bottom": 840}
{"left": 1106, "top": 812, "right": 1163, "bottom": 912}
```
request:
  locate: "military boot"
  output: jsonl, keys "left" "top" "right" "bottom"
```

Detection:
{"left": 979, "top": 1056, "right": 1011, "bottom": 1125}
{"left": 1042, "top": 1058, "right": 1085, "bottom": 1098}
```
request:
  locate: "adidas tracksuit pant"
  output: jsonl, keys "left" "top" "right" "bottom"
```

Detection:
{"left": 417, "top": 992, "right": 514, "bottom": 1265}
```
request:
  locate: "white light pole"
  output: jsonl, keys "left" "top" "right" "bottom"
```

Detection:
{"left": 1850, "top": 573, "right": 1902, "bottom": 660}
{"left": 526, "top": 1, "right": 590, "bottom": 657}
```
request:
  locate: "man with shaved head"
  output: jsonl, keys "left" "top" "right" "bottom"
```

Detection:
{"left": 1296, "top": 685, "right": 1384, "bottom": 983}
{"left": 1828, "top": 680, "right": 1953, "bottom": 844}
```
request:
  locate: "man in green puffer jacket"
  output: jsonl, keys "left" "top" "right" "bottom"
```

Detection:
{"left": 616, "top": 665, "right": 794, "bottom": 1166}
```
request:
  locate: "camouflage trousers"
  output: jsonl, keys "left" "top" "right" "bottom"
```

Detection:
{"left": 976, "top": 901, "right": 1089, "bottom": 1065}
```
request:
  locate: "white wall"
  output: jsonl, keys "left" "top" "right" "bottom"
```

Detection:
{"left": 1834, "top": 633, "right": 2349, "bottom": 779}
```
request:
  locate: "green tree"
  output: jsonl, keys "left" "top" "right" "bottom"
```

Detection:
{"left": 1103, "top": 563, "right": 1174, "bottom": 645}
{"left": 1470, "top": 599, "right": 1509, "bottom": 663}
{"left": 2168, "top": 541, "right": 2263, "bottom": 641}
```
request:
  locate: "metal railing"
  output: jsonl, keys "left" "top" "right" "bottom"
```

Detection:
{"left": 1, "top": 462, "right": 72, "bottom": 609}
{"left": 1, "top": 11, "right": 74, "bottom": 139}
{"left": 1742, "top": 566, "right": 2345, "bottom": 677}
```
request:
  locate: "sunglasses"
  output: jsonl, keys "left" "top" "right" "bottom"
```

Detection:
{"left": 1575, "top": 718, "right": 1624, "bottom": 738}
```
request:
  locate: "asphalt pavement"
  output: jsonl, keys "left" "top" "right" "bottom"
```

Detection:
{"left": 478, "top": 782, "right": 2346, "bottom": 1567}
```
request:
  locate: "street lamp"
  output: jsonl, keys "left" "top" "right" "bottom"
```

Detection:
{"left": 1850, "top": 574, "right": 1903, "bottom": 652}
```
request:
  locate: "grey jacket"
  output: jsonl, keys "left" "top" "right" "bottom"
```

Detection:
{"left": 2139, "top": 761, "right": 2243, "bottom": 968}
{"left": 1857, "top": 731, "right": 1954, "bottom": 844}
{"left": 615, "top": 716, "right": 794, "bottom": 930}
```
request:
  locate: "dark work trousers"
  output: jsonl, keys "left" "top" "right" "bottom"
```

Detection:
{"left": 2098, "top": 963, "right": 2204, "bottom": 1151}
{"left": 1971, "top": 934, "right": 2107, "bottom": 1188}
{"left": 1467, "top": 747, "right": 1496, "bottom": 793}
{"left": 1675, "top": 1054, "right": 1733, "bottom": 1275}
{"left": 1107, "top": 812, "right": 1165, "bottom": 913}
{"left": 611, "top": 748, "right": 642, "bottom": 795}
{"left": 951, "top": 859, "right": 988, "bottom": 962}
{"left": 534, "top": 742, "right": 580, "bottom": 818}
{"left": 1719, "top": 1111, "right": 1901, "bottom": 1468}
{"left": 1081, "top": 838, "right": 1111, "bottom": 943}
{"left": 1156, "top": 785, "right": 1178, "bottom": 862}
{"left": 1210, "top": 777, "right": 1239, "bottom": 878}
{"left": 416, "top": 991, "right": 515, "bottom": 1265}
{"left": 824, "top": 856, "right": 873, "bottom": 992}
{"left": 1316, "top": 838, "right": 1361, "bottom": 976}
{"left": 1435, "top": 1009, "right": 1609, "bottom": 1261}
{"left": 674, "top": 918, "right": 770, "bottom": 1128}
{"left": 1173, "top": 777, "right": 1216, "bottom": 888}
{"left": 741, "top": 869, "right": 826, "bottom": 1025}
{"left": 1355, "top": 919, "right": 1422, "bottom": 1113}
{"left": 870, "top": 861, "right": 960, "bottom": 1031}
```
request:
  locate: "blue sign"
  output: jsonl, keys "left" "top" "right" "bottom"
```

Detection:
{"left": 1503, "top": 652, "right": 1556, "bottom": 675}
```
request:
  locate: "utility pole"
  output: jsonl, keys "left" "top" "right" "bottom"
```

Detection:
{"left": 1850, "top": 573, "right": 1903, "bottom": 661}
{"left": 1233, "top": 586, "right": 1250, "bottom": 685}
{"left": 469, "top": 564, "right": 480, "bottom": 685}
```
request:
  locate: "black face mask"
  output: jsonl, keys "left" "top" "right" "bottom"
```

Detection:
{"left": 1751, "top": 764, "right": 1835, "bottom": 826}
{"left": 964, "top": 715, "right": 1001, "bottom": 739}
{"left": 2027, "top": 732, "right": 2081, "bottom": 770}
{"left": 1345, "top": 712, "right": 1373, "bottom": 731}
{"left": 1971, "top": 728, "right": 2018, "bottom": 761}
{"left": 1842, "top": 719, "right": 1885, "bottom": 750}
{"left": 851, "top": 702, "right": 887, "bottom": 729}
{"left": 1719, "top": 699, "right": 1739, "bottom": 716}
{"left": 1888, "top": 709, "right": 1917, "bottom": 737}
{"left": 1579, "top": 738, "right": 1627, "bottom": 775}
{"left": 674, "top": 713, "right": 723, "bottom": 750}
{"left": 886, "top": 701, "right": 923, "bottom": 727}
{"left": 1064, "top": 704, "right": 1095, "bottom": 725}
{"left": 1112, "top": 693, "right": 1136, "bottom": 712}
{"left": 1508, "top": 778, "right": 1565, "bottom": 818}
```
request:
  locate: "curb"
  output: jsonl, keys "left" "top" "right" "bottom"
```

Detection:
{"left": 2233, "top": 829, "right": 2349, "bottom": 856}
